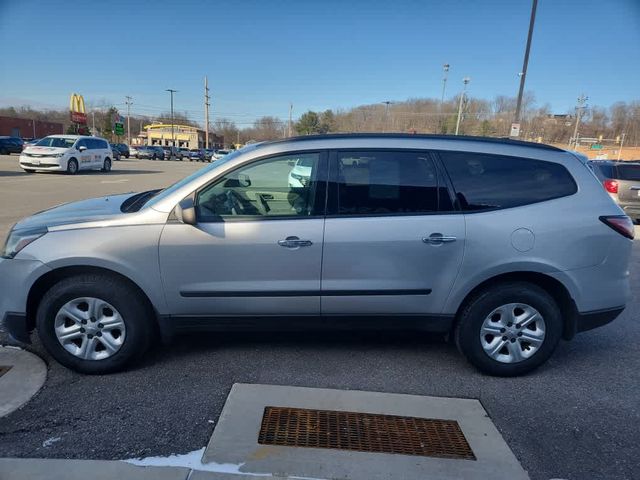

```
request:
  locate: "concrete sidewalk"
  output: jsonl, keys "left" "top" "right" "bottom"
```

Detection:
{"left": 0, "top": 346, "right": 47, "bottom": 418}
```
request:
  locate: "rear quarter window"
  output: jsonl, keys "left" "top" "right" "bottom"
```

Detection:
{"left": 440, "top": 151, "right": 577, "bottom": 211}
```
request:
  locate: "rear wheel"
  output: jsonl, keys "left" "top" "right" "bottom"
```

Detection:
{"left": 66, "top": 158, "right": 78, "bottom": 175}
{"left": 101, "top": 158, "right": 112, "bottom": 172}
{"left": 0, "top": 148, "right": 8, "bottom": 155}
{"left": 36, "top": 274, "right": 153, "bottom": 374}
{"left": 454, "top": 282, "right": 562, "bottom": 376}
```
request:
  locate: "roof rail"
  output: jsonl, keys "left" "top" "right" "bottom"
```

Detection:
{"left": 265, "top": 133, "right": 565, "bottom": 152}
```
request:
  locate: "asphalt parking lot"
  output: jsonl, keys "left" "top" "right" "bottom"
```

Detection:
{"left": 0, "top": 153, "right": 639, "bottom": 480}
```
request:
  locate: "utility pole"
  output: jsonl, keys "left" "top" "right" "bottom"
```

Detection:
{"left": 204, "top": 77, "right": 210, "bottom": 149}
{"left": 288, "top": 103, "right": 293, "bottom": 137}
{"left": 166, "top": 89, "right": 177, "bottom": 147}
{"left": 92, "top": 111, "right": 96, "bottom": 135}
{"left": 439, "top": 63, "right": 450, "bottom": 133}
{"left": 455, "top": 77, "right": 470, "bottom": 135}
{"left": 512, "top": 0, "right": 538, "bottom": 137}
{"left": 125, "top": 96, "right": 133, "bottom": 145}
{"left": 570, "top": 94, "right": 588, "bottom": 149}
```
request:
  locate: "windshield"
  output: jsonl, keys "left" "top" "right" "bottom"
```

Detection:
{"left": 143, "top": 148, "right": 248, "bottom": 208}
{"left": 35, "top": 137, "right": 76, "bottom": 148}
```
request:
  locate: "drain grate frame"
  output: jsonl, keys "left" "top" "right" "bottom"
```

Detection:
{"left": 257, "top": 406, "right": 476, "bottom": 460}
{"left": 0, "top": 365, "right": 12, "bottom": 378}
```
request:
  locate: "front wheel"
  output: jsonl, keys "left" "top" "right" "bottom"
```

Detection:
{"left": 66, "top": 158, "right": 78, "bottom": 175}
{"left": 102, "top": 158, "right": 112, "bottom": 172}
{"left": 36, "top": 274, "right": 153, "bottom": 374}
{"left": 454, "top": 282, "right": 562, "bottom": 376}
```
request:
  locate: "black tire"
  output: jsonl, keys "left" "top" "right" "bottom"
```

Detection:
{"left": 454, "top": 282, "right": 562, "bottom": 377}
{"left": 101, "top": 158, "right": 112, "bottom": 172}
{"left": 66, "top": 158, "right": 78, "bottom": 175}
{"left": 22, "top": 168, "right": 35, "bottom": 173}
{"left": 36, "top": 273, "right": 153, "bottom": 374}
{"left": 125, "top": 153, "right": 129, "bottom": 158}
{"left": 0, "top": 148, "right": 8, "bottom": 155}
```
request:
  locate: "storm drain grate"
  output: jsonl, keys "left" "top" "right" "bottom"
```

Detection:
{"left": 257, "top": 406, "right": 476, "bottom": 460}
{"left": 0, "top": 366, "right": 12, "bottom": 378}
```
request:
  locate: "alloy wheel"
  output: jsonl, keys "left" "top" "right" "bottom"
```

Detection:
{"left": 54, "top": 297, "right": 126, "bottom": 361}
{"left": 479, "top": 303, "right": 546, "bottom": 363}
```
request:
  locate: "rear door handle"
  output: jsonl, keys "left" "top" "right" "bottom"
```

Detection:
{"left": 423, "top": 233, "right": 457, "bottom": 245}
{"left": 278, "top": 236, "right": 313, "bottom": 248}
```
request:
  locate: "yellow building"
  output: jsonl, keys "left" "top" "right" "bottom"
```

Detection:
{"left": 138, "top": 123, "right": 223, "bottom": 149}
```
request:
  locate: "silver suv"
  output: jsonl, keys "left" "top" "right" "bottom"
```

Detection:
{"left": 0, "top": 135, "right": 633, "bottom": 375}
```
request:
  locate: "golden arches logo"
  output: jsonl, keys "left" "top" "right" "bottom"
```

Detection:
{"left": 69, "top": 93, "right": 86, "bottom": 114}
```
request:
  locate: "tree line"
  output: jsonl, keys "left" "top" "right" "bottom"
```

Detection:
{"left": 2, "top": 93, "right": 639, "bottom": 147}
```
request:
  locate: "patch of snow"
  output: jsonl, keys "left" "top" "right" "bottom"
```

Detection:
{"left": 42, "top": 436, "right": 61, "bottom": 447}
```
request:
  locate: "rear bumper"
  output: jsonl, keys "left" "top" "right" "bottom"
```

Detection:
{"left": 576, "top": 306, "right": 624, "bottom": 334}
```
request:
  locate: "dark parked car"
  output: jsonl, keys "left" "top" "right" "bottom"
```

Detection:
{"left": 188, "top": 148, "right": 206, "bottom": 162}
{"left": 589, "top": 160, "right": 640, "bottom": 223}
{"left": 109, "top": 144, "right": 122, "bottom": 161}
{"left": 149, "top": 146, "right": 165, "bottom": 160}
{"left": 0, "top": 137, "right": 24, "bottom": 155}
{"left": 111, "top": 143, "right": 130, "bottom": 158}
{"left": 162, "top": 146, "right": 183, "bottom": 160}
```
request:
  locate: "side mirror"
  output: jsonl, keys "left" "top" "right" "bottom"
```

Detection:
{"left": 174, "top": 194, "right": 197, "bottom": 225}
{"left": 78, "top": 145, "right": 87, "bottom": 152}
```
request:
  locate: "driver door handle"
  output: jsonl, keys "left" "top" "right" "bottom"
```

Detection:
{"left": 423, "top": 233, "right": 457, "bottom": 245}
{"left": 278, "top": 236, "right": 313, "bottom": 248}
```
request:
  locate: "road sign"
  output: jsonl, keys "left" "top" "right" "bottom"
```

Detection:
{"left": 590, "top": 144, "right": 603, "bottom": 150}
{"left": 114, "top": 122, "right": 124, "bottom": 136}
{"left": 510, "top": 123, "right": 521, "bottom": 137}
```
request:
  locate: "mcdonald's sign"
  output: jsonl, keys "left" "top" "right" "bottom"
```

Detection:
{"left": 69, "top": 93, "right": 87, "bottom": 124}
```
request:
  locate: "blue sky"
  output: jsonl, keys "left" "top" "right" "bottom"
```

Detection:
{"left": 0, "top": 0, "right": 638, "bottom": 125}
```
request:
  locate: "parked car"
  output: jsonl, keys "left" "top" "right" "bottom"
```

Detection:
{"left": 111, "top": 143, "right": 130, "bottom": 158}
{"left": 212, "top": 149, "right": 230, "bottom": 160}
{"left": 188, "top": 148, "right": 206, "bottom": 162}
{"left": 19, "top": 135, "right": 113, "bottom": 174}
{"left": 109, "top": 143, "right": 121, "bottom": 161}
{"left": 133, "top": 146, "right": 154, "bottom": 159}
{"left": 0, "top": 136, "right": 24, "bottom": 155}
{"left": 204, "top": 149, "right": 214, "bottom": 161}
{"left": 1, "top": 134, "right": 633, "bottom": 375}
{"left": 588, "top": 160, "right": 640, "bottom": 223}
{"left": 178, "top": 147, "right": 191, "bottom": 160}
{"left": 149, "top": 146, "right": 165, "bottom": 160}
{"left": 162, "top": 146, "right": 183, "bottom": 160}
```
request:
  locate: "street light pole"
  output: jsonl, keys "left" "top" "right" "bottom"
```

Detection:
{"left": 439, "top": 63, "right": 450, "bottom": 133}
{"left": 513, "top": 0, "right": 538, "bottom": 137}
{"left": 455, "top": 77, "right": 470, "bottom": 135}
{"left": 382, "top": 101, "right": 393, "bottom": 132}
{"left": 570, "top": 94, "right": 588, "bottom": 149}
{"left": 125, "top": 96, "right": 132, "bottom": 145}
{"left": 166, "top": 89, "right": 177, "bottom": 147}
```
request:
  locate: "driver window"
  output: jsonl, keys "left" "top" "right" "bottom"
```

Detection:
{"left": 195, "top": 153, "right": 320, "bottom": 221}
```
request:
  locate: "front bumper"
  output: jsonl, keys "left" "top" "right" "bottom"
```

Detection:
{"left": 20, "top": 156, "right": 63, "bottom": 170}
{"left": 2, "top": 312, "right": 30, "bottom": 343}
{"left": 0, "top": 257, "right": 51, "bottom": 343}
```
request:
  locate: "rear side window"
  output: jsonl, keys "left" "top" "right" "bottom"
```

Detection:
{"left": 440, "top": 152, "right": 577, "bottom": 211}
{"left": 333, "top": 150, "right": 453, "bottom": 215}
{"left": 614, "top": 165, "right": 640, "bottom": 181}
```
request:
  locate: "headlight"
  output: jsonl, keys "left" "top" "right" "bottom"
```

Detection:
{"left": 1, "top": 226, "right": 47, "bottom": 259}
{"left": 53, "top": 153, "right": 65, "bottom": 158}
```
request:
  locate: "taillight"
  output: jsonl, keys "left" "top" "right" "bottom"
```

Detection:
{"left": 600, "top": 215, "right": 635, "bottom": 240}
{"left": 604, "top": 179, "right": 618, "bottom": 194}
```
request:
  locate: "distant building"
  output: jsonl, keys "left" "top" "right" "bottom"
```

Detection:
{"left": 134, "top": 123, "right": 223, "bottom": 149}
{"left": 0, "top": 116, "right": 63, "bottom": 138}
